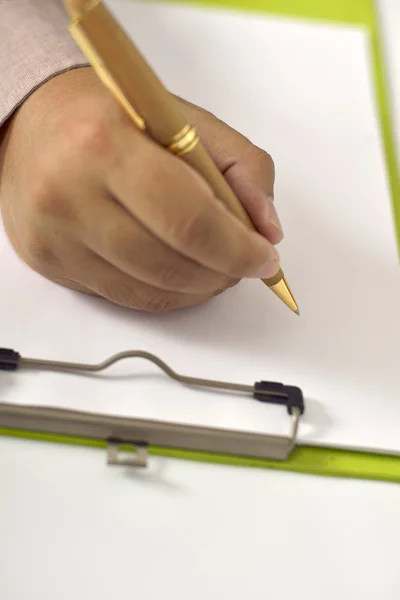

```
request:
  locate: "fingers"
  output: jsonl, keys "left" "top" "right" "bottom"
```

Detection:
{"left": 176, "top": 98, "right": 283, "bottom": 244}
{"left": 74, "top": 190, "right": 238, "bottom": 294}
{"left": 223, "top": 158, "right": 283, "bottom": 246}
{"left": 64, "top": 248, "right": 221, "bottom": 312}
{"left": 2, "top": 65, "right": 285, "bottom": 316}
{"left": 11, "top": 204, "right": 232, "bottom": 312}
{"left": 106, "top": 131, "right": 279, "bottom": 280}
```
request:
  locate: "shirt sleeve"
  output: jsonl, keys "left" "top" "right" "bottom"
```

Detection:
{"left": 0, "top": 0, "right": 89, "bottom": 128}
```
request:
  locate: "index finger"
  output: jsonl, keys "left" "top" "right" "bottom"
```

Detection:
{"left": 177, "top": 100, "right": 282, "bottom": 244}
{"left": 106, "top": 131, "right": 280, "bottom": 280}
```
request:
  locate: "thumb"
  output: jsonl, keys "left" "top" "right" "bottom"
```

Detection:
{"left": 177, "top": 98, "right": 283, "bottom": 245}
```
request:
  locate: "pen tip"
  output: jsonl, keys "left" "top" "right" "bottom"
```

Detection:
{"left": 295, "top": 309, "right": 300, "bottom": 316}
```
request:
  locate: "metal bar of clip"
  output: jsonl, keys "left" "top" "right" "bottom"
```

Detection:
{"left": 0, "top": 348, "right": 305, "bottom": 464}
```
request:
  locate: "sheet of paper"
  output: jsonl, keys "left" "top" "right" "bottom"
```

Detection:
{"left": 1, "top": 0, "right": 399, "bottom": 454}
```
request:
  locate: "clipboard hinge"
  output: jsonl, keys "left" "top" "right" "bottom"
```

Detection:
{"left": 107, "top": 439, "right": 148, "bottom": 468}
{"left": 0, "top": 348, "right": 20, "bottom": 371}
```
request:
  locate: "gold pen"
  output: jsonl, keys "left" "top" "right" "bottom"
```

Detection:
{"left": 64, "top": 0, "right": 299, "bottom": 314}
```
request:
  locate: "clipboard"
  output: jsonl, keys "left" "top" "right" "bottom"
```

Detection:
{"left": 0, "top": 347, "right": 303, "bottom": 463}
{"left": 1, "top": 0, "right": 400, "bottom": 484}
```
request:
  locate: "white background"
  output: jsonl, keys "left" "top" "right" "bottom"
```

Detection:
{"left": 1, "top": 2, "right": 400, "bottom": 599}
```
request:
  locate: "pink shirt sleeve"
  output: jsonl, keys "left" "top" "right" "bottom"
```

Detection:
{"left": 0, "top": 0, "right": 89, "bottom": 127}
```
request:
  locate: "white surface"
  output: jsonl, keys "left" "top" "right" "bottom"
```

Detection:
{"left": 1, "top": 1, "right": 400, "bottom": 454}
{"left": 2, "top": 3, "right": 400, "bottom": 600}
{"left": 1, "top": 436, "right": 400, "bottom": 600}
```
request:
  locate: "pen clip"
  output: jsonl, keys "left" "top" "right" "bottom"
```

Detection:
{"left": 69, "top": 21, "right": 146, "bottom": 131}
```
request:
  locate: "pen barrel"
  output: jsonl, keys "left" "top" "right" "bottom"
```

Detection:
{"left": 78, "top": 3, "right": 185, "bottom": 142}
{"left": 72, "top": 1, "right": 254, "bottom": 230}
{"left": 67, "top": 1, "right": 290, "bottom": 294}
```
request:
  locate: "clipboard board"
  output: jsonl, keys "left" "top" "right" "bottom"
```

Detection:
{"left": 1, "top": 0, "right": 400, "bottom": 484}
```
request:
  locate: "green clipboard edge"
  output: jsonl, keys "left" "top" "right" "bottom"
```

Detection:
{"left": 1, "top": 0, "right": 399, "bottom": 484}
{"left": 1, "top": 427, "right": 400, "bottom": 483}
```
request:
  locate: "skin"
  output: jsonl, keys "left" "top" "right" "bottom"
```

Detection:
{"left": 0, "top": 67, "right": 283, "bottom": 312}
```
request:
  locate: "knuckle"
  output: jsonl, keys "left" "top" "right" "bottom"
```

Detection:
{"left": 100, "top": 279, "right": 138, "bottom": 309}
{"left": 144, "top": 289, "right": 178, "bottom": 313}
{"left": 157, "top": 263, "right": 194, "bottom": 292}
{"left": 100, "top": 275, "right": 180, "bottom": 313}
{"left": 102, "top": 276, "right": 210, "bottom": 312}
{"left": 253, "top": 146, "right": 274, "bottom": 169}
{"left": 71, "top": 112, "right": 113, "bottom": 159}
{"left": 172, "top": 212, "right": 210, "bottom": 255}
{"left": 29, "top": 165, "right": 74, "bottom": 221}
{"left": 24, "top": 231, "right": 57, "bottom": 272}
{"left": 244, "top": 145, "right": 275, "bottom": 181}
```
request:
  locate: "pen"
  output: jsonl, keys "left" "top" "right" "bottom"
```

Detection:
{"left": 64, "top": 0, "right": 299, "bottom": 314}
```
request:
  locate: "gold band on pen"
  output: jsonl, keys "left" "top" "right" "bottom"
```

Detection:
{"left": 167, "top": 125, "right": 200, "bottom": 157}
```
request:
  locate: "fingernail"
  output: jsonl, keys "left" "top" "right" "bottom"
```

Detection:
{"left": 266, "top": 196, "right": 282, "bottom": 234}
{"left": 255, "top": 256, "right": 280, "bottom": 279}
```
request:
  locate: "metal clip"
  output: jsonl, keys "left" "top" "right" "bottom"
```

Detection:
{"left": 107, "top": 439, "right": 148, "bottom": 468}
{"left": 0, "top": 348, "right": 305, "bottom": 462}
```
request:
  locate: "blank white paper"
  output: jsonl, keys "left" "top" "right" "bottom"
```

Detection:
{"left": 1, "top": 0, "right": 399, "bottom": 454}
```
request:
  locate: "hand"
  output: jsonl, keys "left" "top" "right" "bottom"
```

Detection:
{"left": 0, "top": 67, "right": 282, "bottom": 312}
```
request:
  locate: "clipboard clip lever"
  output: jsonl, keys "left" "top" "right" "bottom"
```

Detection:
{"left": 1, "top": 348, "right": 305, "bottom": 463}
{"left": 254, "top": 381, "right": 304, "bottom": 416}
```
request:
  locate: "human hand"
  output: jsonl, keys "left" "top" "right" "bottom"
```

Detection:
{"left": 0, "top": 67, "right": 282, "bottom": 312}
